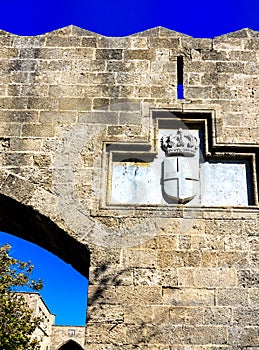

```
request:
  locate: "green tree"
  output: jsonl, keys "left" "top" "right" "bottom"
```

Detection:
{"left": 0, "top": 243, "right": 43, "bottom": 350}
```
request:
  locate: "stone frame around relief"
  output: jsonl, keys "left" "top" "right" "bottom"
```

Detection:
{"left": 153, "top": 109, "right": 258, "bottom": 207}
{"left": 98, "top": 108, "right": 258, "bottom": 212}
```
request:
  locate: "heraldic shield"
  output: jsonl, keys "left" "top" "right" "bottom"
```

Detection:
{"left": 161, "top": 128, "right": 200, "bottom": 204}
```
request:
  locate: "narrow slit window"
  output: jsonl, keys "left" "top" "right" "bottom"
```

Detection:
{"left": 177, "top": 56, "right": 184, "bottom": 99}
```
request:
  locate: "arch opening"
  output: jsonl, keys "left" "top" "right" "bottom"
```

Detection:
{"left": 0, "top": 193, "right": 90, "bottom": 279}
{"left": 58, "top": 340, "right": 84, "bottom": 350}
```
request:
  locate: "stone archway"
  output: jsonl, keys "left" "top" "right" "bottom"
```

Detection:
{"left": 0, "top": 193, "right": 90, "bottom": 278}
{"left": 58, "top": 340, "right": 84, "bottom": 350}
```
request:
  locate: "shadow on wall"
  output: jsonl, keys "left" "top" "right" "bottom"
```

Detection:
{"left": 87, "top": 262, "right": 174, "bottom": 345}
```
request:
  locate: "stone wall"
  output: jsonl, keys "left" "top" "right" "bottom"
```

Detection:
{"left": 51, "top": 326, "right": 85, "bottom": 349}
{"left": 0, "top": 26, "right": 258, "bottom": 349}
{"left": 21, "top": 292, "right": 55, "bottom": 350}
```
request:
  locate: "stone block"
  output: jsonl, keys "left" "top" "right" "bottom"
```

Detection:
{"left": 216, "top": 62, "right": 244, "bottom": 73}
{"left": 194, "top": 268, "right": 237, "bottom": 288}
{"left": 115, "top": 73, "right": 141, "bottom": 85}
{"left": 145, "top": 323, "right": 184, "bottom": 344}
{"left": 46, "top": 36, "right": 81, "bottom": 47}
{"left": 130, "top": 37, "right": 148, "bottom": 49}
{"left": 162, "top": 287, "right": 215, "bottom": 306}
{"left": 238, "top": 270, "right": 259, "bottom": 287}
{"left": 147, "top": 37, "right": 180, "bottom": 48}
{"left": 81, "top": 36, "right": 97, "bottom": 47}
{"left": 224, "top": 234, "right": 248, "bottom": 251}
{"left": 125, "top": 325, "right": 146, "bottom": 344}
{"left": 201, "top": 50, "right": 228, "bottom": 61}
{"left": 122, "top": 249, "right": 157, "bottom": 268}
{"left": 217, "top": 252, "right": 249, "bottom": 268}
{"left": 22, "top": 123, "right": 56, "bottom": 137}
{"left": 8, "top": 59, "right": 37, "bottom": 72}
{"left": 34, "top": 71, "right": 61, "bottom": 84}
{"left": 0, "top": 48, "right": 19, "bottom": 58}
{"left": 178, "top": 268, "right": 237, "bottom": 288}
{"left": 110, "top": 100, "right": 141, "bottom": 111}
{"left": 249, "top": 288, "right": 259, "bottom": 306}
{"left": 62, "top": 47, "right": 95, "bottom": 59}
{"left": 87, "top": 305, "right": 124, "bottom": 324}
{"left": 88, "top": 72, "right": 115, "bottom": 85}
{"left": 185, "top": 325, "right": 228, "bottom": 345}
{"left": 0, "top": 122, "right": 21, "bottom": 136}
{"left": 228, "top": 326, "right": 259, "bottom": 346}
{"left": 35, "top": 48, "right": 63, "bottom": 59}
{"left": 99, "top": 84, "right": 120, "bottom": 97}
{"left": 78, "top": 111, "right": 118, "bottom": 124}
{"left": 10, "top": 138, "right": 42, "bottom": 152}
{"left": 124, "top": 49, "right": 155, "bottom": 60}
{"left": 98, "top": 37, "right": 131, "bottom": 49}
{"left": 88, "top": 247, "right": 121, "bottom": 267}
{"left": 95, "top": 49, "right": 123, "bottom": 60}
{"left": 168, "top": 306, "right": 187, "bottom": 324}
{"left": 2, "top": 152, "right": 33, "bottom": 167}
{"left": 232, "top": 307, "right": 259, "bottom": 325}
{"left": 244, "top": 39, "right": 259, "bottom": 50}
{"left": 119, "top": 111, "right": 142, "bottom": 125}
{"left": 170, "top": 306, "right": 204, "bottom": 325}
{"left": 0, "top": 110, "right": 38, "bottom": 123}
{"left": 203, "top": 307, "right": 232, "bottom": 325}
{"left": 33, "top": 154, "right": 51, "bottom": 167}
{"left": 116, "top": 286, "right": 162, "bottom": 305}
{"left": 199, "top": 252, "right": 217, "bottom": 270}
{"left": 228, "top": 50, "right": 257, "bottom": 61}
{"left": 12, "top": 84, "right": 49, "bottom": 97}
{"left": 124, "top": 305, "right": 153, "bottom": 324}
{"left": 39, "top": 111, "right": 77, "bottom": 124}
{"left": 186, "top": 61, "right": 216, "bottom": 73}
{"left": 85, "top": 323, "right": 126, "bottom": 344}
{"left": 87, "top": 286, "right": 118, "bottom": 306}
{"left": 191, "top": 232, "right": 224, "bottom": 251}
{"left": 58, "top": 97, "right": 92, "bottom": 111}
{"left": 73, "top": 59, "right": 106, "bottom": 72}
{"left": 28, "top": 97, "right": 58, "bottom": 110}
{"left": 133, "top": 268, "right": 178, "bottom": 287}
{"left": 178, "top": 235, "right": 191, "bottom": 250}
{"left": 157, "top": 251, "right": 201, "bottom": 269}
{"left": 216, "top": 288, "right": 249, "bottom": 306}
{"left": 152, "top": 305, "right": 171, "bottom": 324}
{"left": 213, "top": 37, "right": 245, "bottom": 50}
{"left": 181, "top": 38, "right": 212, "bottom": 50}
{"left": 157, "top": 250, "right": 184, "bottom": 269}
{"left": 93, "top": 98, "right": 110, "bottom": 110}
{"left": 90, "top": 265, "right": 133, "bottom": 286}
{"left": 205, "top": 219, "right": 243, "bottom": 235}
{"left": 1, "top": 174, "right": 35, "bottom": 204}
{"left": 242, "top": 220, "right": 259, "bottom": 236}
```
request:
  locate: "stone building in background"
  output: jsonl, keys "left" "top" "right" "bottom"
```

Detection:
{"left": 0, "top": 26, "right": 258, "bottom": 348}
{"left": 21, "top": 292, "right": 55, "bottom": 350}
{"left": 23, "top": 292, "right": 85, "bottom": 350}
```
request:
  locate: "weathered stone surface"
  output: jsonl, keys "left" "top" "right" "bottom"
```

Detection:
{"left": 0, "top": 25, "right": 257, "bottom": 349}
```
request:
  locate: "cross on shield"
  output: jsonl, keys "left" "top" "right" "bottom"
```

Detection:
{"left": 161, "top": 129, "right": 200, "bottom": 204}
{"left": 162, "top": 156, "right": 199, "bottom": 203}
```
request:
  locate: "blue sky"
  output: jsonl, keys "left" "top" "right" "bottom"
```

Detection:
{"left": 0, "top": 0, "right": 258, "bottom": 37}
{"left": 0, "top": 0, "right": 258, "bottom": 326}
{"left": 0, "top": 232, "right": 88, "bottom": 325}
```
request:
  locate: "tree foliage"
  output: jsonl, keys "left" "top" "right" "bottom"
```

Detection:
{"left": 0, "top": 243, "right": 43, "bottom": 350}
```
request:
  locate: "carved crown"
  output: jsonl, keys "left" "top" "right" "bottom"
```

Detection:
{"left": 160, "top": 128, "right": 199, "bottom": 157}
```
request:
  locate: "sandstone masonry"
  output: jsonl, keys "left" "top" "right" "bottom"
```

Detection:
{"left": 0, "top": 26, "right": 258, "bottom": 349}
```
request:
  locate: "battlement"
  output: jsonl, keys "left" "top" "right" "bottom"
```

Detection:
{"left": 0, "top": 26, "right": 258, "bottom": 349}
